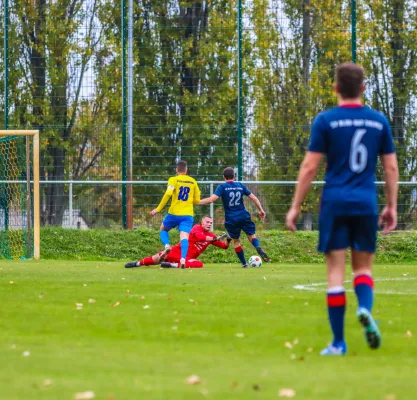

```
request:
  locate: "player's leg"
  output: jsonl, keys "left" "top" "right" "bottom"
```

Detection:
{"left": 225, "top": 221, "right": 247, "bottom": 267}
{"left": 178, "top": 216, "right": 194, "bottom": 269}
{"left": 319, "top": 216, "right": 349, "bottom": 356}
{"left": 159, "top": 223, "right": 171, "bottom": 249}
{"left": 184, "top": 259, "right": 204, "bottom": 268}
{"left": 161, "top": 254, "right": 180, "bottom": 268}
{"left": 320, "top": 249, "right": 348, "bottom": 356}
{"left": 247, "top": 234, "right": 271, "bottom": 262}
{"left": 351, "top": 215, "right": 381, "bottom": 349}
{"left": 125, "top": 252, "right": 160, "bottom": 268}
{"left": 233, "top": 238, "right": 248, "bottom": 267}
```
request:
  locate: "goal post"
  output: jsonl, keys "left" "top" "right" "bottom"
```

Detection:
{"left": 0, "top": 130, "right": 40, "bottom": 260}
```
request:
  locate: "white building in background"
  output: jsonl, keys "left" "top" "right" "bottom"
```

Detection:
{"left": 62, "top": 209, "right": 89, "bottom": 230}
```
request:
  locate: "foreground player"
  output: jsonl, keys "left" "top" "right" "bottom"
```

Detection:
{"left": 200, "top": 167, "right": 270, "bottom": 267}
{"left": 286, "top": 63, "right": 398, "bottom": 355}
{"left": 125, "top": 216, "right": 230, "bottom": 268}
{"left": 150, "top": 160, "right": 200, "bottom": 269}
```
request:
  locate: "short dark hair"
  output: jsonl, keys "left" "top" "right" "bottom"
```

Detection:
{"left": 223, "top": 167, "right": 235, "bottom": 180}
{"left": 335, "top": 63, "right": 365, "bottom": 99}
{"left": 177, "top": 160, "right": 187, "bottom": 173}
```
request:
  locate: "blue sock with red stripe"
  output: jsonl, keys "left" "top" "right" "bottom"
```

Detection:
{"left": 235, "top": 246, "right": 247, "bottom": 266}
{"left": 354, "top": 274, "right": 374, "bottom": 312}
{"left": 327, "top": 287, "right": 346, "bottom": 346}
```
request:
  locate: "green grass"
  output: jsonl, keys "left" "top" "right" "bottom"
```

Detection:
{"left": 1, "top": 261, "right": 416, "bottom": 399}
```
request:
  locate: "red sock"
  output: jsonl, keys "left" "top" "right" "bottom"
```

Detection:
{"left": 139, "top": 256, "right": 155, "bottom": 266}
{"left": 185, "top": 259, "right": 203, "bottom": 268}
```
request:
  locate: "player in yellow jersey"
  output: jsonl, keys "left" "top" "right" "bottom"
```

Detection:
{"left": 150, "top": 160, "right": 201, "bottom": 269}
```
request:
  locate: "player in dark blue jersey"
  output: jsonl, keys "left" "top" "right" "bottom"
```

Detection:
{"left": 200, "top": 167, "right": 271, "bottom": 267}
{"left": 286, "top": 63, "right": 398, "bottom": 356}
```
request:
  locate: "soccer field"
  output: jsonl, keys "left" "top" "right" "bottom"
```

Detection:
{"left": 1, "top": 261, "right": 416, "bottom": 400}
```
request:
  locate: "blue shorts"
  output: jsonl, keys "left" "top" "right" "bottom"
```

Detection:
{"left": 225, "top": 215, "right": 256, "bottom": 239}
{"left": 162, "top": 214, "right": 194, "bottom": 233}
{"left": 318, "top": 215, "right": 378, "bottom": 253}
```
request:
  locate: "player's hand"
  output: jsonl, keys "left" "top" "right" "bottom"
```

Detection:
{"left": 214, "top": 232, "right": 228, "bottom": 242}
{"left": 258, "top": 210, "right": 266, "bottom": 221}
{"left": 286, "top": 206, "right": 300, "bottom": 231}
{"left": 379, "top": 206, "right": 397, "bottom": 235}
{"left": 150, "top": 209, "right": 158, "bottom": 216}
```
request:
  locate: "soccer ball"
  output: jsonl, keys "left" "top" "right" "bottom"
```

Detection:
{"left": 248, "top": 255, "right": 262, "bottom": 268}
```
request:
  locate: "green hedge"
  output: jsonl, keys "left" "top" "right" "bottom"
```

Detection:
{"left": 39, "top": 228, "right": 417, "bottom": 263}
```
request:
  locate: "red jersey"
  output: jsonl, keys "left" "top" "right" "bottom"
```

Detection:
{"left": 168, "top": 224, "right": 227, "bottom": 261}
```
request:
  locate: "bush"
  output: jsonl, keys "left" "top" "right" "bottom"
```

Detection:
{"left": 40, "top": 228, "right": 417, "bottom": 263}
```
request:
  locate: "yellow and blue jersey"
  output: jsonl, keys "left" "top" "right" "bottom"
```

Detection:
{"left": 156, "top": 175, "right": 201, "bottom": 216}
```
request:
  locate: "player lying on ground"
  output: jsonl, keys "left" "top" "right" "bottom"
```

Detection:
{"left": 125, "top": 216, "right": 231, "bottom": 269}
{"left": 199, "top": 167, "right": 271, "bottom": 267}
{"left": 286, "top": 62, "right": 398, "bottom": 356}
{"left": 150, "top": 160, "right": 201, "bottom": 269}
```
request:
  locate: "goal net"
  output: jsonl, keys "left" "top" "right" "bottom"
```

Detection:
{"left": 0, "top": 131, "right": 40, "bottom": 260}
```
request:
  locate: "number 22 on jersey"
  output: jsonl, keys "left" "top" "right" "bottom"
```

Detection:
{"left": 228, "top": 191, "right": 241, "bottom": 207}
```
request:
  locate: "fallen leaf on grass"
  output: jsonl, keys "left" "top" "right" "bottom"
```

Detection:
{"left": 284, "top": 342, "right": 293, "bottom": 349}
{"left": 88, "top": 299, "right": 96, "bottom": 304}
{"left": 74, "top": 391, "right": 95, "bottom": 399}
{"left": 266, "top": 301, "right": 271, "bottom": 305}
{"left": 235, "top": 333, "right": 245, "bottom": 338}
{"left": 111, "top": 302, "right": 121, "bottom": 307}
{"left": 22, "top": 351, "right": 30, "bottom": 357}
{"left": 186, "top": 375, "right": 201, "bottom": 385}
{"left": 10, "top": 281, "right": 14, "bottom": 284}
{"left": 402, "top": 273, "right": 409, "bottom": 277}
{"left": 143, "top": 305, "right": 150, "bottom": 309}
{"left": 406, "top": 330, "right": 413, "bottom": 338}
{"left": 279, "top": 388, "right": 296, "bottom": 398}
{"left": 43, "top": 379, "right": 53, "bottom": 387}
{"left": 253, "top": 384, "right": 261, "bottom": 391}
{"left": 293, "top": 338, "right": 299, "bottom": 345}
{"left": 307, "top": 348, "right": 313, "bottom": 353}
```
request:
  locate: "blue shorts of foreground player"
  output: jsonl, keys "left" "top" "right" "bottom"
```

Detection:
{"left": 162, "top": 214, "right": 194, "bottom": 233}
{"left": 318, "top": 215, "right": 378, "bottom": 253}
{"left": 225, "top": 214, "right": 256, "bottom": 239}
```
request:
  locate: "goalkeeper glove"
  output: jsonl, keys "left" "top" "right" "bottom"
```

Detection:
{"left": 214, "top": 232, "right": 228, "bottom": 242}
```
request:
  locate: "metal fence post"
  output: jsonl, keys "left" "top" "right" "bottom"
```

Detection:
{"left": 351, "top": 0, "right": 357, "bottom": 63}
{"left": 209, "top": 183, "right": 214, "bottom": 230}
{"left": 69, "top": 182, "right": 73, "bottom": 228}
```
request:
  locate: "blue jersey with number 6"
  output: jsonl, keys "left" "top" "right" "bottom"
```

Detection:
{"left": 214, "top": 181, "right": 251, "bottom": 220}
{"left": 309, "top": 105, "right": 395, "bottom": 216}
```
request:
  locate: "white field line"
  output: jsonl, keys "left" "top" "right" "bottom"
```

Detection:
{"left": 294, "top": 277, "right": 416, "bottom": 296}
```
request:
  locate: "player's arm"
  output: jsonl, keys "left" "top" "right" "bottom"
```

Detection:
{"left": 379, "top": 153, "right": 399, "bottom": 234}
{"left": 193, "top": 230, "right": 217, "bottom": 242}
{"left": 248, "top": 193, "right": 266, "bottom": 220}
{"left": 193, "top": 182, "right": 201, "bottom": 204}
{"left": 286, "top": 151, "right": 323, "bottom": 231}
{"left": 212, "top": 236, "right": 231, "bottom": 249}
{"left": 199, "top": 194, "right": 219, "bottom": 205}
{"left": 150, "top": 179, "right": 175, "bottom": 216}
